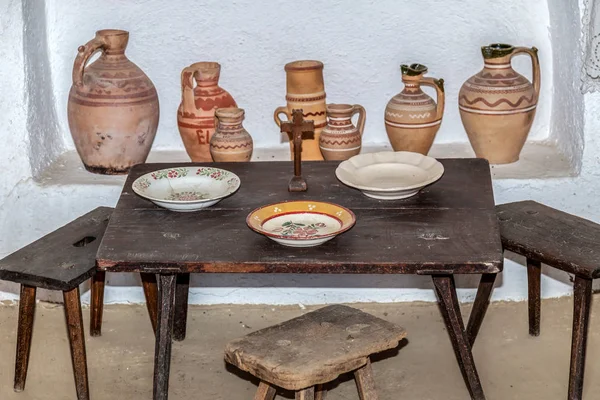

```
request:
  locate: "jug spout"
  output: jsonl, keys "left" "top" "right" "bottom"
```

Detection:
{"left": 481, "top": 43, "right": 515, "bottom": 63}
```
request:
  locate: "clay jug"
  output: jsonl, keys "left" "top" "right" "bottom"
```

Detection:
{"left": 459, "top": 44, "right": 540, "bottom": 164}
{"left": 177, "top": 62, "right": 237, "bottom": 162}
{"left": 274, "top": 60, "right": 326, "bottom": 161}
{"left": 319, "top": 104, "right": 366, "bottom": 161}
{"left": 384, "top": 64, "right": 445, "bottom": 155}
{"left": 210, "top": 107, "right": 253, "bottom": 162}
{"left": 67, "top": 29, "right": 159, "bottom": 174}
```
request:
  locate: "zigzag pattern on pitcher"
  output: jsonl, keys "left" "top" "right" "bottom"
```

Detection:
{"left": 459, "top": 94, "right": 535, "bottom": 108}
{"left": 409, "top": 113, "right": 431, "bottom": 119}
{"left": 303, "top": 111, "right": 326, "bottom": 117}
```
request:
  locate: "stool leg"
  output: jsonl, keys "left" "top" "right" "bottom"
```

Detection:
{"left": 296, "top": 386, "right": 315, "bottom": 400}
{"left": 354, "top": 359, "right": 378, "bottom": 400}
{"left": 14, "top": 285, "right": 36, "bottom": 392}
{"left": 64, "top": 286, "right": 89, "bottom": 400}
{"left": 315, "top": 384, "right": 327, "bottom": 400}
{"left": 141, "top": 273, "right": 159, "bottom": 333}
{"left": 90, "top": 271, "right": 106, "bottom": 337}
{"left": 254, "top": 381, "right": 276, "bottom": 400}
{"left": 173, "top": 273, "right": 190, "bottom": 341}
{"left": 568, "top": 276, "right": 593, "bottom": 400}
{"left": 527, "top": 258, "right": 542, "bottom": 337}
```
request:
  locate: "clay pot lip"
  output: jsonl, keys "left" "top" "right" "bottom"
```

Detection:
{"left": 215, "top": 107, "right": 244, "bottom": 119}
{"left": 285, "top": 60, "right": 324, "bottom": 71}
{"left": 326, "top": 103, "right": 353, "bottom": 113}
{"left": 401, "top": 63, "right": 428, "bottom": 76}
{"left": 189, "top": 61, "right": 221, "bottom": 73}
{"left": 481, "top": 43, "right": 515, "bottom": 59}
{"left": 96, "top": 29, "right": 129, "bottom": 37}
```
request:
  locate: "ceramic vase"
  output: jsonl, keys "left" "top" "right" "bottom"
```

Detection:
{"left": 178, "top": 62, "right": 237, "bottom": 162}
{"left": 319, "top": 104, "right": 366, "bottom": 161}
{"left": 384, "top": 64, "right": 445, "bottom": 155}
{"left": 274, "top": 60, "right": 326, "bottom": 161}
{"left": 459, "top": 43, "right": 540, "bottom": 164}
{"left": 67, "top": 29, "right": 159, "bottom": 174}
{"left": 210, "top": 107, "right": 253, "bottom": 162}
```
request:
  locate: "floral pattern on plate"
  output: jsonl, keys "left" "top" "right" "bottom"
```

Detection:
{"left": 166, "top": 191, "right": 209, "bottom": 201}
{"left": 196, "top": 167, "right": 229, "bottom": 180}
{"left": 151, "top": 168, "right": 189, "bottom": 180}
{"left": 272, "top": 222, "right": 327, "bottom": 238}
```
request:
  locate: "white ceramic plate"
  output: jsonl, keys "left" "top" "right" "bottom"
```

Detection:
{"left": 246, "top": 201, "right": 356, "bottom": 247}
{"left": 335, "top": 151, "right": 444, "bottom": 200}
{"left": 132, "top": 166, "right": 240, "bottom": 212}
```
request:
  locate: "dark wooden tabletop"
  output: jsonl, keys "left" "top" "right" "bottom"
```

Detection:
{"left": 97, "top": 159, "right": 503, "bottom": 274}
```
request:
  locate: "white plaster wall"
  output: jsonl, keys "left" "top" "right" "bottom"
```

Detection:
{"left": 45, "top": 0, "right": 553, "bottom": 151}
{"left": 0, "top": 0, "right": 594, "bottom": 305}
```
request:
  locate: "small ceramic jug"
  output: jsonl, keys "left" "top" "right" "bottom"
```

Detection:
{"left": 210, "top": 107, "right": 253, "bottom": 162}
{"left": 384, "top": 64, "right": 444, "bottom": 155}
{"left": 319, "top": 104, "right": 366, "bottom": 161}
{"left": 459, "top": 43, "right": 540, "bottom": 164}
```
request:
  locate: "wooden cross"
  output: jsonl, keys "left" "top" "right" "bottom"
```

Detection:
{"left": 280, "top": 109, "right": 314, "bottom": 192}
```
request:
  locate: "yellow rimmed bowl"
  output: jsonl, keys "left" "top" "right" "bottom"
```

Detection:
{"left": 246, "top": 201, "right": 356, "bottom": 247}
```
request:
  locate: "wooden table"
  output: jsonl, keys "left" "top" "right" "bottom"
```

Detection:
{"left": 97, "top": 160, "right": 503, "bottom": 400}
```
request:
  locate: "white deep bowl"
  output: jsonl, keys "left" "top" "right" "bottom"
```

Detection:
{"left": 132, "top": 166, "right": 240, "bottom": 212}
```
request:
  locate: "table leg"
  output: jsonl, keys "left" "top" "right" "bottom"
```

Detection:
{"left": 141, "top": 273, "right": 159, "bottom": 333}
{"left": 568, "top": 276, "right": 592, "bottom": 400}
{"left": 466, "top": 273, "right": 497, "bottom": 347}
{"left": 173, "top": 273, "right": 190, "bottom": 341}
{"left": 432, "top": 275, "right": 486, "bottom": 400}
{"left": 153, "top": 274, "right": 176, "bottom": 400}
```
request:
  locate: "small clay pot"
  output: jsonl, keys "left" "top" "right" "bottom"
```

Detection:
{"left": 319, "top": 104, "right": 366, "bottom": 161}
{"left": 210, "top": 107, "right": 253, "bottom": 162}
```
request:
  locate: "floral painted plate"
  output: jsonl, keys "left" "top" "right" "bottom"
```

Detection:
{"left": 246, "top": 201, "right": 356, "bottom": 247}
{"left": 335, "top": 151, "right": 444, "bottom": 200}
{"left": 132, "top": 167, "right": 240, "bottom": 212}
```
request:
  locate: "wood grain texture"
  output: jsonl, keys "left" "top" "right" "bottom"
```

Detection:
{"left": 141, "top": 273, "right": 159, "bottom": 333}
{"left": 89, "top": 271, "right": 105, "bottom": 337}
{"left": 253, "top": 381, "right": 277, "bottom": 400}
{"left": 0, "top": 207, "right": 112, "bottom": 290}
{"left": 173, "top": 273, "right": 190, "bottom": 341}
{"left": 97, "top": 160, "right": 502, "bottom": 274}
{"left": 433, "top": 275, "right": 485, "bottom": 400}
{"left": 13, "top": 285, "right": 36, "bottom": 392}
{"left": 568, "top": 276, "right": 593, "bottom": 400}
{"left": 295, "top": 387, "right": 315, "bottom": 400}
{"left": 497, "top": 201, "right": 600, "bottom": 278}
{"left": 527, "top": 259, "right": 541, "bottom": 337}
{"left": 354, "top": 359, "right": 379, "bottom": 400}
{"left": 314, "top": 384, "right": 327, "bottom": 400}
{"left": 153, "top": 275, "right": 176, "bottom": 400}
{"left": 63, "top": 287, "right": 89, "bottom": 400}
{"left": 225, "top": 305, "right": 405, "bottom": 391}
{"left": 466, "top": 273, "right": 497, "bottom": 347}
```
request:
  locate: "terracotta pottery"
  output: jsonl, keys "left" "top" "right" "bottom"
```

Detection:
{"left": 459, "top": 43, "right": 540, "bottom": 164}
{"left": 319, "top": 104, "right": 366, "bottom": 161}
{"left": 274, "top": 60, "right": 326, "bottom": 161}
{"left": 384, "top": 64, "right": 445, "bottom": 155}
{"left": 177, "top": 62, "right": 237, "bottom": 162}
{"left": 210, "top": 107, "right": 253, "bottom": 162}
{"left": 67, "top": 29, "right": 159, "bottom": 174}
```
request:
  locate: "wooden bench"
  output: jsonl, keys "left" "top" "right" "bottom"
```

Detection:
{"left": 0, "top": 207, "right": 112, "bottom": 400}
{"left": 225, "top": 304, "right": 406, "bottom": 399}
{"left": 497, "top": 200, "right": 600, "bottom": 400}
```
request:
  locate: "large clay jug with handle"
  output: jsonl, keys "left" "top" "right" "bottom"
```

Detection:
{"left": 177, "top": 62, "right": 237, "bottom": 162}
{"left": 459, "top": 44, "right": 540, "bottom": 164}
{"left": 319, "top": 104, "right": 366, "bottom": 161}
{"left": 274, "top": 60, "right": 326, "bottom": 161}
{"left": 68, "top": 29, "right": 159, "bottom": 174}
{"left": 384, "top": 64, "right": 445, "bottom": 155}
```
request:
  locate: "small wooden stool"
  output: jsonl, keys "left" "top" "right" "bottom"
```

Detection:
{"left": 497, "top": 200, "right": 600, "bottom": 400}
{"left": 225, "top": 304, "right": 407, "bottom": 399}
{"left": 0, "top": 207, "right": 112, "bottom": 400}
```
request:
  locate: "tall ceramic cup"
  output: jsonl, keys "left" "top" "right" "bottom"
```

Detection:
{"left": 274, "top": 60, "right": 326, "bottom": 161}
{"left": 459, "top": 44, "right": 540, "bottom": 164}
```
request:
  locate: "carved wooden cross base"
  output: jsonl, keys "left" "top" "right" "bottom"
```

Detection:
{"left": 280, "top": 109, "right": 315, "bottom": 192}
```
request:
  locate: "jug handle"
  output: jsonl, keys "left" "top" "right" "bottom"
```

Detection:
{"left": 72, "top": 37, "right": 105, "bottom": 87}
{"left": 512, "top": 47, "right": 540, "bottom": 102}
{"left": 180, "top": 66, "right": 197, "bottom": 114}
{"left": 352, "top": 105, "right": 367, "bottom": 136}
{"left": 420, "top": 77, "right": 445, "bottom": 121}
{"left": 274, "top": 106, "right": 291, "bottom": 127}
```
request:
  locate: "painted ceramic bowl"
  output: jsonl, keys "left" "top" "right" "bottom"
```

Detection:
{"left": 246, "top": 201, "right": 356, "bottom": 247}
{"left": 132, "top": 166, "right": 240, "bottom": 212}
{"left": 335, "top": 151, "right": 444, "bottom": 200}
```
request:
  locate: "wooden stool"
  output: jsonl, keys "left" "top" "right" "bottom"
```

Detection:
{"left": 224, "top": 304, "right": 407, "bottom": 399}
{"left": 497, "top": 200, "right": 600, "bottom": 400}
{"left": 0, "top": 207, "right": 112, "bottom": 400}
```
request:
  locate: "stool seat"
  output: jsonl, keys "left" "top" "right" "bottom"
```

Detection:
{"left": 225, "top": 304, "right": 406, "bottom": 391}
{"left": 0, "top": 207, "right": 112, "bottom": 290}
{"left": 497, "top": 200, "right": 600, "bottom": 279}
